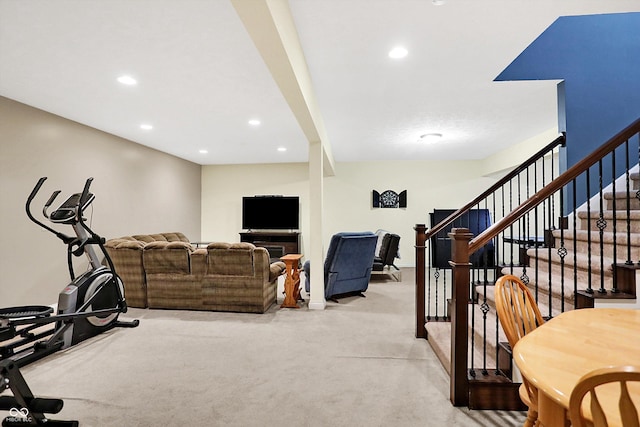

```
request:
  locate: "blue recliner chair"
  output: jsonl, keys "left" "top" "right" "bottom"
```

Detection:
{"left": 303, "top": 232, "right": 378, "bottom": 301}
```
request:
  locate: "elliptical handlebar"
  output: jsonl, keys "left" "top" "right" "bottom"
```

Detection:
{"left": 42, "top": 190, "right": 62, "bottom": 219}
{"left": 25, "top": 177, "right": 72, "bottom": 243}
{"left": 77, "top": 177, "right": 94, "bottom": 224}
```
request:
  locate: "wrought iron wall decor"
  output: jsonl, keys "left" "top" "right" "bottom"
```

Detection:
{"left": 372, "top": 190, "right": 407, "bottom": 208}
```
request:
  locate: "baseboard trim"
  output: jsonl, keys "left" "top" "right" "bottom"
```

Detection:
{"left": 308, "top": 300, "right": 327, "bottom": 310}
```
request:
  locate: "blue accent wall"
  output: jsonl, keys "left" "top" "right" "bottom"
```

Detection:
{"left": 496, "top": 12, "right": 640, "bottom": 207}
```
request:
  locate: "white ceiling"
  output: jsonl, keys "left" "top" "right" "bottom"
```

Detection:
{"left": 1, "top": 0, "right": 639, "bottom": 166}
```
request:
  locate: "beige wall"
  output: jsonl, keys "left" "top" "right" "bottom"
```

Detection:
{"left": 0, "top": 97, "right": 201, "bottom": 306}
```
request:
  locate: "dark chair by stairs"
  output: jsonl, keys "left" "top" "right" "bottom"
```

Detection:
{"left": 430, "top": 208, "right": 495, "bottom": 269}
{"left": 372, "top": 231, "right": 401, "bottom": 281}
{"left": 495, "top": 274, "right": 546, "bottom": 427}
{"left": 569, "top": 365, "right": 640, "bottom": 427}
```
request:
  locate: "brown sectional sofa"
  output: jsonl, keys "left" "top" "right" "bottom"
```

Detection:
{"left": 105, "top": 232, "right": 285, "bottom": 313}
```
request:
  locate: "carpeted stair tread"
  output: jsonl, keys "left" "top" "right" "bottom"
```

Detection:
{"left": 426, "top": 302, "right": 505, "bottom": 375}
{"left": 604, "top": 192, "right": 640, "bottom": 210}
{"left": 527, "top": 247, "right": 617, "bottom": 274}
{"left": 578, "top": 210, "right": 640, "bottom": 233}
{"left": 476, "top": 280, "right": 574, "bottom": 319}
{"left": 552, "top": 228, "right": 638, "bottom": 245}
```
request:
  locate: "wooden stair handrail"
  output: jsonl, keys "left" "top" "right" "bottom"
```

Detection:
{"left": 470, "top": 117, "right": 640, "bottom": 253}
{"left": 424, "top": 134, "right": 565, "bottom": 241}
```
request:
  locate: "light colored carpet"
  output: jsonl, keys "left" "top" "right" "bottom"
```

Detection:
{"left": 10, "top": 269, "right": 525, "bottom": 426}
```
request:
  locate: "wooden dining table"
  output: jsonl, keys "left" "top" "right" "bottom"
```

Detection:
{"left": 512, "top": 308, "right": 640, "bottom": 427}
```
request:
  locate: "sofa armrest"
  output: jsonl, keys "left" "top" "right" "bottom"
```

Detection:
{"left": 104, "top": 237, "right": 147, "bottom": 308}
{"left": 269, "top": 261, "right": 286, "bottom": 282}
{"left": 191, "top": 248, "right": 207, "bottom": 276}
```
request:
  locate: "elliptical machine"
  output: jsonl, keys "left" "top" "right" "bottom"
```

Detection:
{"left": 0, "top": 177, "right": 139, "bottom": 365}
{"left": 0, "top": 177, "right": 139, "bottom": 426}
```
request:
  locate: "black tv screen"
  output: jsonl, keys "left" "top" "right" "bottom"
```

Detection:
{"left": 242, "top": 196, "right": 300, "bottom": 230}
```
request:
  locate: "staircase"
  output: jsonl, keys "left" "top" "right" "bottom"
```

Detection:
{"left": 426, "top": 171, "right": 639, "bottom": 394}
{"left": 415, "top": 118, "right": 640, "bottom": 410}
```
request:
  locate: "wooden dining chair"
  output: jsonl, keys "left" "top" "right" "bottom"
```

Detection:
{"left": 569, "top": 365, "right": 640, "bottom": 427}
{"left": 494, "top": 274, "right": 546, "bottom": 427}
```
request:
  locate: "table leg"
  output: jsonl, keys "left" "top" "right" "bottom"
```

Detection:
{"left": 281, "top": 260, "right": 301, "bottom": 309}
{"left": 537, "top": 392, "right": 569, "bottom": 427}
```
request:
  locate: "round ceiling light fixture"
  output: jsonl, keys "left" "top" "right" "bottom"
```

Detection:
{"left": 419, "top": 133, "right": 443, "bottom": 142}
{"left": 432, "top": 0, "right": 445, "bottom": 5}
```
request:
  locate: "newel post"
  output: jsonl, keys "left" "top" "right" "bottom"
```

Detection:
{"left": 414, "top": 224, "right": 427, "bottom": 339}
{"left": 449, "top": 227, "right": 473, "bottom": 406}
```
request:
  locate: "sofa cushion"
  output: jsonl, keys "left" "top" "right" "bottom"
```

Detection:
{"left": 207, "top": 242, "right": 255, "bottom": 276}
{"left": 163, "top": 232, "right": 190, "bottom": 243}
{"left": 105, "top": 238, "right": 145, "bottom": 250}
{"left": 133, "top": 234, "right": 162, "bottom": 243}
{"left": 143, "top": 241, "right": 192, "bottom": 274}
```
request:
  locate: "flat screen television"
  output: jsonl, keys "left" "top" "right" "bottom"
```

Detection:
{"left": 242, "top": 196, "right": 300, "bottom": 230}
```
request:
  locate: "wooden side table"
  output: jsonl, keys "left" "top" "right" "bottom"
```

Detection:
{"left": 280, "top": 254, "right": 303, "bottom": 309}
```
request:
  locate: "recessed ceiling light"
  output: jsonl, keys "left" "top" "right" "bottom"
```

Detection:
{"left": 277, "top": 147, "right": 287, "bottom": 152}
{"left": 432, "top": 0, "right": 445, "bottom": 5}
{"left": 199, "top": 149, "right": 208, "bottom": 154}
{"left": 140, "top": 124, "right": 153, "bottom": 130}
{"left": 117, "top": 75, "right": 137, "bottom": 85}
{"left": 419, "top": 133, "right": 444, "bottom": 142}
{"left": 248, "top": 119, "right": 261, "bottom": 126}
{"left": 388, "top": 46, "right": 408, "bottom": 59}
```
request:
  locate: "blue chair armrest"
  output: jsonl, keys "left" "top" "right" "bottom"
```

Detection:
{"left": 303, "top": 260, "right": 311, "bottom": 292}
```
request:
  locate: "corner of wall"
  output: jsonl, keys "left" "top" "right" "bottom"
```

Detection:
{"left": 479, "top": 127, "right": 558, "bottom": 178}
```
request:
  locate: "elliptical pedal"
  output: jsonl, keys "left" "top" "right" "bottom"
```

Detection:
{"left": 0, "top": 306, "right": 53, "bottom": 321}
{"left": 3, "top": 417, "right": 78, "bottom": 427}
{"left": 1, "top": 360, "right": 78, "bottom": 427}
{"left": 0, "top": 396, "right": 63, "bottom": 414}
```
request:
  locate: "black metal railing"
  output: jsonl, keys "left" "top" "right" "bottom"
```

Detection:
{"left": 416, "top": 117, "right": 640, "bottom": 407}
{"left": 415, "top": 134, "right": 565, "bottom": 336}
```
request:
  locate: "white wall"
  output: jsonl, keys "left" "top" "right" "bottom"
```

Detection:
{"left": 479, "top": 127, "right": 560, "bottom": 177}
{"left": 324, "top": 160, "right": 496, "bottom": 265}
{"left": 202, "top": 159, "right": 497, "bottom": 267}
{"left": 201, "top": 163, "right": 310, "bottom": 246}
{"left": 200, "top": 128, "right": 559, "bottom": 268}
{"left": 0, "top": 97, "right": 201, "bottom": 306}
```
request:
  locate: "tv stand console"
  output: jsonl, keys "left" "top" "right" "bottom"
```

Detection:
{"left": 239, "top": 231, "right": 300, "bottom": 258}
